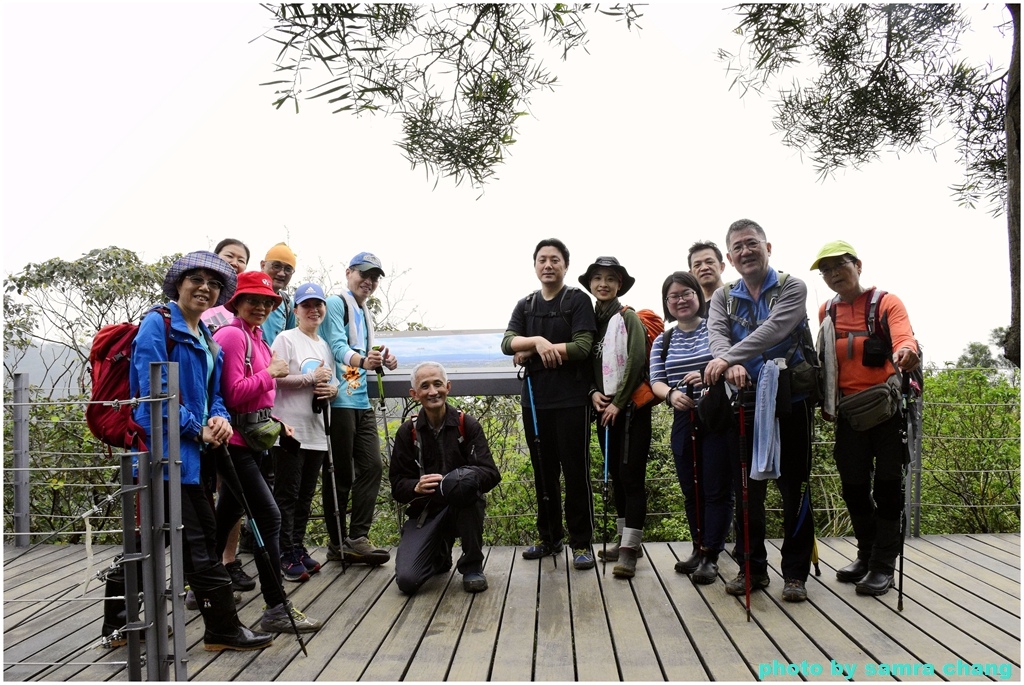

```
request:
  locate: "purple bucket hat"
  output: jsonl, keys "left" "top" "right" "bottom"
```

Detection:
{"left": 162, "top": 250, "right": 238, "bottom": 307}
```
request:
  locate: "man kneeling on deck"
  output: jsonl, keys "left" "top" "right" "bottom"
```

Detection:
{"left": 389, "top": 362, "right": 502, "bottom": 595}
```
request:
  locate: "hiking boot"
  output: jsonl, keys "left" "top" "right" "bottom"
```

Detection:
{"left": 692, "top": 550, "right": 720, "bottom": 585}
{"left": 237, "top": 523, "right": 254, "bottom": 555}
{"left": 572, "top": 548, "right": 596, "bottom": 570}
{"left": 598, "top": 518, "right": 625, "bottom": 561}
{"left": 196, "top": 584, "right": 273, "bottom": 652}
{"left": 225, "top": 560, "right": 256, "bottom": 592}
{"left": 725, "top": 570, "right": 770, "bottom": 596}
{"left": 674, "top": 543, "right": 701, "bottom": 574}
{"left": 260, "top": 601, "right": 322, "bottom": 633}
{"left": 599, "top": 542, "right": 644, "bottom": 562}
{"left": 836, "top": 557, "right": 869, "bottom": 583}
{"left": 782, "top": 578, "right": 808, "bottom": 602}
{"left": 281, "top": 550, "right": 310, "bottom": 583}
{"left": 612, "top": 528, "right": 642, "bottom": 578}
{"left": 186, "top": 586, "right": 241, "bottom": 609}
{"left": 298, "top": 547, "right": 321, "bottom": 574}
{"left": 343, "top": 537, "right": 391, "bottom": 566}
{"left": 855, "top": 571, "right": 893, "bottom": 596}
{"left": 463, "top": 572, "right": 488, "bottom": 593}
{"left": 522, "top": 541, "right": 563, "bottom": 560}
{"left": 612, "top": 547, "right": 638, "bottom": 579}
{"left": 325, "top": 543, "right": 344, "bottom": 563}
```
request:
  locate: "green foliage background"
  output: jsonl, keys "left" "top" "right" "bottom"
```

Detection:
{"left": 4, "top": 366, "right": 1019, "bottom": 548}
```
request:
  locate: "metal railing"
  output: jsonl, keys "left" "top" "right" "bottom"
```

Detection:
{"left": 4, "top": 367, "right": 187, "bottom": 681}
{"left": 5, "top": 367, "right": 1020, "bottom": 546}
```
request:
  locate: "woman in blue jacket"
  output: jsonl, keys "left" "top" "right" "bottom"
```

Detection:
{"left": 102, "top": 251, "right": 273, "bottom": 652}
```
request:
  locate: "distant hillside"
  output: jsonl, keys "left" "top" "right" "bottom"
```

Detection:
{"left": 4, "top": 342, "right": 86, "bottom": 395}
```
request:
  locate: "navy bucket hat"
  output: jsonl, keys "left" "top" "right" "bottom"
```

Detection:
{"left": 162, "top": 250, "right": 238, "bottom": 307}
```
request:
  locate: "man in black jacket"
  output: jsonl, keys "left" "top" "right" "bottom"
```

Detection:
{"left": 389, "top": 362, "right": 501, "bottom": 595}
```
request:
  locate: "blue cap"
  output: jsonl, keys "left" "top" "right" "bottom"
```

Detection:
{"left": 293, "top": 282, "right": 327, "bottom": 306}
{"left": 348, "top": 252, "right": 385, "bottom": 277}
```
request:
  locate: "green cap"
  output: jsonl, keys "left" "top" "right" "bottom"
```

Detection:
{"left": 810, "top": 240, "right": 858, "bottom": 270}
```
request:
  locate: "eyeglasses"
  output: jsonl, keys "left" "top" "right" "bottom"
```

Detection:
{"left": 666, "top": 290, "right": 697, "bottom": 303}
{"left": 267, "top": 261, "right": 295, "bottom": 275}
{"left": 243, "top": 296, "right": 277, "bottom": 308}
{"left": 358, "top": 270, "right": 381, "bottom": 283}
{"left": 819, "top": 260, "right": 854, "bottom": 277}
{"left": 185, "top": 275, "right": 224, "bottom": 290}
{"left": 729, "top": 239, "right": 765, "bottom": 255}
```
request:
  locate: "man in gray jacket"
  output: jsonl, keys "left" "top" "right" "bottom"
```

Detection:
{"left": 704, "top": 218, "right": 817, "bottom": 603}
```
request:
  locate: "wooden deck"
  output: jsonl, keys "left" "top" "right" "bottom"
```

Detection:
{"left": 3, "top": 534, "right": 1019, "bottom": 682}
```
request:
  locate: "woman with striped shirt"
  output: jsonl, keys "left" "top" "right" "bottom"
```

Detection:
{"left": 649, "top": 271, "right": 734, "bottom": 584}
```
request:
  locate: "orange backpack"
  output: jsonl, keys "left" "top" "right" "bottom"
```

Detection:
{"left": 622, "top": 306, "right": 664, "bottom": 409}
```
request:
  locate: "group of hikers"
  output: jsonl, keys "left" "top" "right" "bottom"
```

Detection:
{"left": 101, "top": 217, "right": 920, "bottom": 653}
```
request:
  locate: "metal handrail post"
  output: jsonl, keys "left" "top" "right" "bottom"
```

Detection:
{"left": 121, "top": 423, "right": 143, "bottom": 679}
{"left": 146, "top": 362, "right": 167, "bottom": 681}
{"left": 13, "top": 373, "right": 30, "bottom": 547}
{"left": 163, "top": 362, "right": 187, "bottom": 680}
{"left": 911, "top": 397, "right": 923, "bottom": 538}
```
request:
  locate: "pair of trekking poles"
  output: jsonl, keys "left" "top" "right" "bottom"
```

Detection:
{"left": 524, "top": 367, "right": 632, "bottom": 574}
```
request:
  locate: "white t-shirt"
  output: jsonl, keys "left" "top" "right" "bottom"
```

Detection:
{"left": 271, "top": 328, "right": 338, "bottom": 451}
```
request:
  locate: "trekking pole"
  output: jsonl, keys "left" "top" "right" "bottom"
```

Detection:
{"left": 372, "top": 345, "right": 386, "bottom": 410}
{"left": 898, "top": 373, "right": 912, "bottom": 612}
{"left": 372, "top": 345, "right": 393, "bottom": 475}
{"left": 686, "top": 383, "right": 702, "bottom": 555}
{"left": 602, "top": 423, "right": 610, "bottom": 575}
{"left": 216, "top": 445, "right": 308, "bottom": 656}
{"left": 316, "top": 399, "right": 346, "bottom": 575}
{"left": 525, "top": 371, "right": 557, "bottom": 569}
{"left": 737, "top": 386, "right": 751, "bottom": 622}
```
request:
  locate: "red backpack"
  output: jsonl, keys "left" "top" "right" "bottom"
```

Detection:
{"left": 622, "top": 306, "right": 665, "bottom": 409}
{"left": 86, "top": 306, "right": 173, "bottom": 453}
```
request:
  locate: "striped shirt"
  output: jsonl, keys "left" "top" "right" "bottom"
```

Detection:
{"left": 649, "top": 320, "right": 712, "bottom": 390}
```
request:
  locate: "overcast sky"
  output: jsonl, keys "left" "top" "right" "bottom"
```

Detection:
{"left": 2, "top": 3, "right": 1014, "bottom": 365}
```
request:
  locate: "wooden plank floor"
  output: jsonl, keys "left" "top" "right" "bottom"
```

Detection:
{"left": 3, "top": 535, "right": 1019, "bottom": 682}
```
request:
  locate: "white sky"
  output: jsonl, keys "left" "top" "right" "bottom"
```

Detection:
{"left": 2, "top": 3, "right": 1014, "bottom": 365}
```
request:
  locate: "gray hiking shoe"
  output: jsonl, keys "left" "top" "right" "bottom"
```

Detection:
{"left": 343, "top": 536, "right": 391, "bottom": 565}
{"left": 260, "top": 601, "right": 322, "bottom": 633}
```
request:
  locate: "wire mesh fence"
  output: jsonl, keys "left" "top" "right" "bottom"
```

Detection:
{"left": 5, "top": 366, "right": 1019, "bottom": 548}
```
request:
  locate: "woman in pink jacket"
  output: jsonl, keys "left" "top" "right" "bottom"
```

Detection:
{"left": 212, "top": 271, "right": 321, "bottom": 634}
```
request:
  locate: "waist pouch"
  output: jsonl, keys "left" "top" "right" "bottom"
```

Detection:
{"left": 231, "top": 408, "right": 280, "bottom": 451}
{"left": 789, "top": 358, "right": 821, "bottom": 404}
{"left": 838, "top": 374, "right": 900, "bottom": 431}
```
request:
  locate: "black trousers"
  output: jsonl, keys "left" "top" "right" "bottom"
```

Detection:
{"left": 323, "top": 407, "right": 382, "bottom": 545}
{"left": 671, "top": 411, "right": 734, "bottom": 552}
{"left": 395, "top": 500, "right": 485, "bottom": 595}
{"left": 179, "top": 481, "right": 232, "bottom": 590}
{"left": 216, "top": 445, "right": 285, "bottom": 608}
{"left": 274, "top": 446, "right": 325, "bottom": 553}
{"left": 834, "top": 410, "right": 907, "bottom": 571}
{"left": 729, "top": 398, "right": 815, "bottom": 581}
{"left": 523, "top": 404, "right": 593, "bottom": 549}
{"left": 596, "top": 404, "right": 652, "bottom": 530}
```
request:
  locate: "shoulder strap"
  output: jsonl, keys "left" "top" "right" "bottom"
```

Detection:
{"left": 524, "top": 290, "right": 539, "bottom": 317}
{"left": 826, "top": 294, "right": 841, "bottom": 324}
{"left": 244, "top": 329, "right": 253, "bottom": 376}
{"left": 726, "top": 274, "right": 787, "bottom": 330}
{"left": 660, "top": 326, "right": 674, "bottom": 362}
{"left": 150, "top": 305, "right": 177, "bottom": 356}
{"left": 767, "top": 272, "right": 788, "bottom": 311}
{"left": 866, "top": 289, "right": 886, "bottom": 335}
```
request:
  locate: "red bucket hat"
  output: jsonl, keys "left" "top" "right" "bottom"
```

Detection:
{"left": 225, "top": 271, "right": 283, "bottom": 314}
